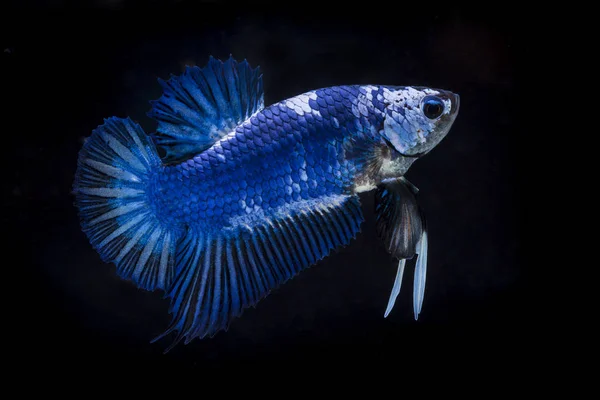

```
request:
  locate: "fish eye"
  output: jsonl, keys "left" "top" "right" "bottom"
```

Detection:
{"left": 422, "top": 96, "right": 445, "bottom": 119}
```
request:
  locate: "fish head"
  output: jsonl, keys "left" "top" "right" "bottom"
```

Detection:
{"left": 380, "top": 86, "right": 459, "bottom": 158}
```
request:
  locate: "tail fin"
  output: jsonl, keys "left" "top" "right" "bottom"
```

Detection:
{"left": 73, "top": 117, "right": 181, "bottom": 291}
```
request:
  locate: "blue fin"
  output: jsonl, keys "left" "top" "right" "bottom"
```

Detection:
{"left": 147, "top": 55, "right": 264, "bottom": 163}
{"left": 152, "top": 195, "right": 364, "bottom": 352}
{"left": 375, "top": 177, "right": 428, "bottom": 318}
{"left": 73, "top": 117, "right": 183, "bottom": 291}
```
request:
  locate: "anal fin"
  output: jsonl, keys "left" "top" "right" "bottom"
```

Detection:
{"left": 153, "top": 195, "right": 364, "bottom": 351}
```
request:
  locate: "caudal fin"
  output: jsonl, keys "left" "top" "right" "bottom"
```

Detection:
{"left": 73, "top": 117, "right": 182, "bottom": 291}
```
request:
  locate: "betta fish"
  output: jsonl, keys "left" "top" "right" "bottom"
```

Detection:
{"left": 73, "top": 56, "right": 459, "bottom": 351}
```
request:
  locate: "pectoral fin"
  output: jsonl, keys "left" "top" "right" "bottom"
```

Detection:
{"left": 375, "top": 177, "right": 428, "bottom": 319}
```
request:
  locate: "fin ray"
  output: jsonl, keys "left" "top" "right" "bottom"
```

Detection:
{"left": 413, "top": 230, "right": 428, "bottom": 320}
{"left": 384, "top": 259, "right": 406, "bottom": 318}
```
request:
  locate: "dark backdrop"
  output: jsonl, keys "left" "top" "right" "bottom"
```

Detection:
{"left": 4, "top": 2, "right": 529, "bottom": 372}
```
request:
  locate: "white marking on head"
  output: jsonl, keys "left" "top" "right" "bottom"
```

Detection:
{"left": 379, "top": 86, "right": 458, "bottom": 157}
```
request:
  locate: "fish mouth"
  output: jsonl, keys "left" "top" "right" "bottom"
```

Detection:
{"left": 399, "top": 150, "right": 427, "bottom": 158}
{"left": 450, "top": 92, "right": 460, "bottom": 115}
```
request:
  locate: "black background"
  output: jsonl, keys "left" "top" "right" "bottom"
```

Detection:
{"left": 4, "top": 1, "right": 531, "bottom": 373}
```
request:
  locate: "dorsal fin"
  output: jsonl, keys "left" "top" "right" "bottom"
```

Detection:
{"left": 147, "top": 55, "right": 264, "bottom": 163}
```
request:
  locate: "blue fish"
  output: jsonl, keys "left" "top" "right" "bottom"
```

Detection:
{"left": 73, "top": 56, "right": 459, "bottom": 351}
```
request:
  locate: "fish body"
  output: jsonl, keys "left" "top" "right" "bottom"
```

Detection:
{"left": 156, "top": 87, "right": 394, "bottom": 228}
{"left": 73, "top": 57, "right": 459, "bottom": 350}
{"left": 154, "top": 84, "right": 456, "bottom": 227}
